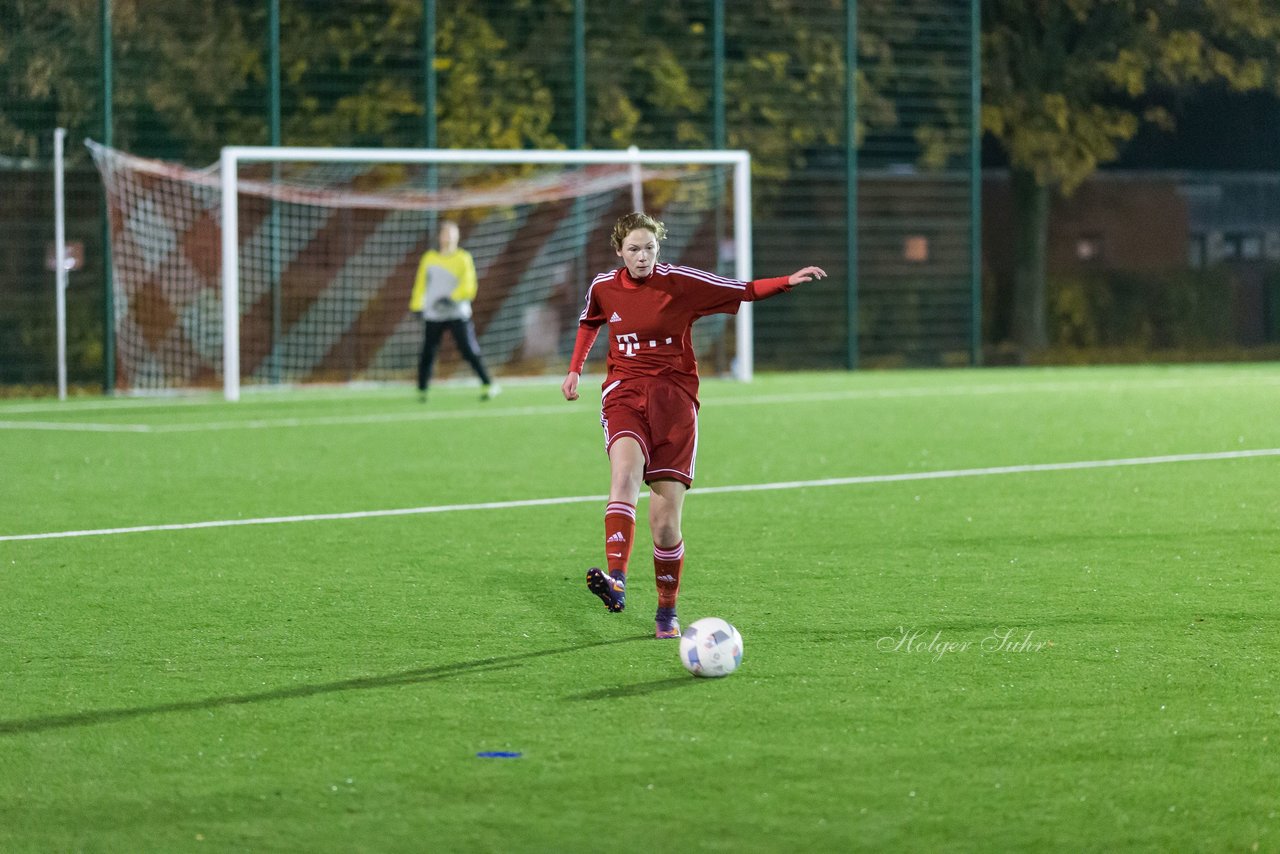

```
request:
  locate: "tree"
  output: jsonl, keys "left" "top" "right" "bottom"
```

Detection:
{"left": 0, "top": 0, "right": 124, "bottom": 159}
{"left": 1, "top": 1, "right": 907, "bottom": 178}
{"left": 271, "top": 1, "right": 559, "bottom": 152}
{"left": 982, "top": 0, "right": 1280, "bottom": 352}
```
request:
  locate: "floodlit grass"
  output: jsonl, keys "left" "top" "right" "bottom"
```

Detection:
{"left": 2, "top": 363, "right": 1279, "bottom": 852}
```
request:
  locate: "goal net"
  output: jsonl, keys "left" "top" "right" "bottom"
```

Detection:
{"left": 87, "top": 142, "right": 753, "bottom": 400}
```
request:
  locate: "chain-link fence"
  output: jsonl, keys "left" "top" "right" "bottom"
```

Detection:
{"left": 3, "top": 0, "right": 983, "bottom": 393}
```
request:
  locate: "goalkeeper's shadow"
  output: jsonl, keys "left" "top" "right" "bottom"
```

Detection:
{"left": 0, "top": 634, "right": 649, "bottom": 737}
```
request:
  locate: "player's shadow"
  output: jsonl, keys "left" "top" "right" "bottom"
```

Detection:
{"left": 565, "top": 676, "right": 697, "bottom": 701}
{"left": 0, "top": 634, "right": 649, "bottom": 737}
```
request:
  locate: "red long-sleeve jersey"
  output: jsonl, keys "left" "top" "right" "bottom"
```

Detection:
{"left": 569, "top": 263, "right": 792, "bottom": 406}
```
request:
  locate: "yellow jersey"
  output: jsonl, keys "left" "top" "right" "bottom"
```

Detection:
{"left": 409, "top": 248, "right": 479, "bottom": 321}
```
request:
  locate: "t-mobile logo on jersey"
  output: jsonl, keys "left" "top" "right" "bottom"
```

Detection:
{"left": 616, "top": 332, "right": 641, "bottom": 357}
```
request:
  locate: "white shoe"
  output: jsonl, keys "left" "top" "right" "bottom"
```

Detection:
{"left": 482, "top": 383, "right": 501, "bottom": 401}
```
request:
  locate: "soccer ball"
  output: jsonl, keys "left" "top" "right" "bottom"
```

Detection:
{"left": 678, "top": 617, "right": 743, "bottom": 678}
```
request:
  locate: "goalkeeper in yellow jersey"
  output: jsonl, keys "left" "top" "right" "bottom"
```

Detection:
{"left": 408, "top": 219, "right": 499, "bottom": 401}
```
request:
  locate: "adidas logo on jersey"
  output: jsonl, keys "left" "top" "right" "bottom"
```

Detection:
{"left": 607, "top": 532, "right": 626, "bottom": 543}
{"left": 609, "top": 311, "right": 622, "bottom": 322}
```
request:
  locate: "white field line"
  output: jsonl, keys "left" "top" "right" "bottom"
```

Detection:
{"left": 0, "top": 420, "right": 158, "bottom": 433}
{"left": 3, "top": 448, "right": 1276, "bottom": 543}
{"left": 0, "top": 407, "right": 570, "bottom": 433}
{"left": 0, "top": 396, "right": 224, "bottom": 415}
{"left": 0, "top": 375, "right": 556, "bottom": 414}
{"left": 4, "top": 373, "right": 1280, "bottom": 434}
{"left": 4, "top": 369, "right": 1279, "bottom": 418}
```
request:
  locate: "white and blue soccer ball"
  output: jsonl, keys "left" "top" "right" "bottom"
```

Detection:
{"left": 678, "top": 617, "right": 743, "bottom": 678}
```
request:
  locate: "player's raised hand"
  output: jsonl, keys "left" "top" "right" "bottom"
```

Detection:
{"left": 788, "top": 266, "right": 827, "bottom": 285}
{"left": 562, "top": 371, "right": 580, "bottom": 401}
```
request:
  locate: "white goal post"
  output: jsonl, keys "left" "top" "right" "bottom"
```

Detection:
{"left": 218, "top": 146, "right": 754, "bottom": 402}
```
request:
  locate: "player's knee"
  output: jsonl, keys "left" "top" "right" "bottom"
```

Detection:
{"left": 607, "top": 439, "right": 646, "bottom": 497}
{"left": 608, "top": 459, "right": 644, "bottom": 497}
{"left": 610, "top": 469, "right": 643, "bottom": 497}
{"left": 649, "top": 514, "right": 681, "bottom": 549}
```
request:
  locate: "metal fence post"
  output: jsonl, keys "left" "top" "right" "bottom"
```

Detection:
{"left": 845, "top": 0, "right": 858, "bottom": 370}
{"left": 100, "top": 0, "right": 114, "bottom": 394}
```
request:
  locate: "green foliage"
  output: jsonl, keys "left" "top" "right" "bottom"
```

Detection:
{"left": 1049, "top": 267, "right": 1235, "bottom": 349}
{"left": 0, "top": 1, "right": 952, "bottom": 179}
{"left": 722, "top": 4, "right": 846, "bottom": 179}
{"left": 432, "top": 9, "right": 559, "bottom": 150}
{"left": 983, "top": 0, "right": 1280, "bottom": 194}
{"left": 0, "top": 0, "right": 105, "bottom": 159}
{"left": 0, "top": 291, "right": 102, "bottom": 384}
{"left": 983, "top": 0, "right": 1280, "bottom": 353}
{"left": 1, "top": 1, "right": 567, "bottom": 161}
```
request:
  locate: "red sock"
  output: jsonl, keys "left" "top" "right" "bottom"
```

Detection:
{"left": 653, "top": 541, "right": 684, "bottom": 609}
{"left": 604, "top": 501, "right": 636, "bottom": 576}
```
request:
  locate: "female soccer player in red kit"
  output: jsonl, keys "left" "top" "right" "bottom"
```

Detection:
{"left": 561, "top": 211, "right": 826, "bottom": 638}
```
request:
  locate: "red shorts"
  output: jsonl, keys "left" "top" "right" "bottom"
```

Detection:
{"left": 600, "top": 377, "right": 698, "bottom": 487}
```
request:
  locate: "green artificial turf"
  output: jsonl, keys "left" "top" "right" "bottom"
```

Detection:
{"left": 1, "top": 364, "right": 1278, "bottom": 852}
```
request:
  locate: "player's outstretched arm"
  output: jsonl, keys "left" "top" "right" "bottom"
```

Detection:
{"left": 743, "top": 266, "right": 828, "bottom": 302}
{"left": 562, "top": 371, "right": 580, "bottom": 401}
{"left": 788, "top": 266, "right": 827, "bottom": 285}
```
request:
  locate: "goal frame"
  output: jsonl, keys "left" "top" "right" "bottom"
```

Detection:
{"left": 218, "top": 146, "right": 754, "bottom": 402}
